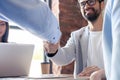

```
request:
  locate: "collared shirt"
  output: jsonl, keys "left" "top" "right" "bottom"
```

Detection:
{"left": 0, "top": 0, "right": 61, "bottom": 43}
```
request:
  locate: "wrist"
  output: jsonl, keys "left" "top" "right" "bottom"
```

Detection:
{"left": 46, "top": 49, "right": 58, "bottom": 57}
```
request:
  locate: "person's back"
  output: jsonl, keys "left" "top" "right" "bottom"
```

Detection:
{"left": 103, "top": 0, "right": 120, "bottom": 80}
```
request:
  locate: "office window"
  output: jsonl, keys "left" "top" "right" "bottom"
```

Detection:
{"left": 8, "top": 22, "right": 44, "bottom": 61}
{"left": 8, "top": 0, "right": 52, "bottom": 75}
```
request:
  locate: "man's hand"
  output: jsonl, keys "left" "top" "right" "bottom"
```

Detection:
{"left": 43, "top": 41, "right": 60, "bottom": 54}
{"left": 78, "top": 66, "right": 100, "bottom": 77}
{"left": 90, "top": 69, "right": 106, "bottom": 80}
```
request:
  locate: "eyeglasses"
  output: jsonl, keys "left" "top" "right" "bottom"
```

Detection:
{"left": 79, "top": 0, "right": 96, "bottom": 8}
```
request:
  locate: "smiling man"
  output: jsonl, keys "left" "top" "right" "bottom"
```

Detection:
{"left": 44, "top": 0, "right": 105, "bottom": 79}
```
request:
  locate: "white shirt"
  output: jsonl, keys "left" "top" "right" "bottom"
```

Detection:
{"left": 87, "top": 31, "right": 104, "bottom": 68}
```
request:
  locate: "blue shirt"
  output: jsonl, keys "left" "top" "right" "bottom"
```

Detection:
{"left": 0, "top": 0, "right": 61, "bottom": 44}
{"left": 103, "top": 0, "right": 120, "bottom": 80}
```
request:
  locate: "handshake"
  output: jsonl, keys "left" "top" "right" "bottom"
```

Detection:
{"left": 43, "top": 41, "right": 60, "bottom": 54}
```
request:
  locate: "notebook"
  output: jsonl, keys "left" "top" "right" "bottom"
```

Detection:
{"left": 0, "top": 43, "right": 34, "bottom": 77}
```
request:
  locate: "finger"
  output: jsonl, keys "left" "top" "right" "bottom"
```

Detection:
{"left": 86, "top": 73, "right": 91, "bottom": 76}
{"left": 84, "top": 66, "right": 100, "bottom": 73}
{"left": 43, "top": 41, "right": 58, "bottom": 53}
{"left": 78, "top": 73, "right": 86, "bottom": 76}
{"left": 79, "top": 67, "right": 100, "bottom": 76}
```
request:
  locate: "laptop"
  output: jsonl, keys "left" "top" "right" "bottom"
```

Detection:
{"left": 0, "top": 43, "right": 34, "bottom": 77}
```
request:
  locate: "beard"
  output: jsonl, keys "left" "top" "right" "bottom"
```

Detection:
{"left": 84, "top": 8, "right": 100, "bottom": 22}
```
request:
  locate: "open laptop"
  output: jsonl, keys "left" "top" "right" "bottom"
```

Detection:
{"left": 0, "top": 43, "right": 34, "bottom": 77}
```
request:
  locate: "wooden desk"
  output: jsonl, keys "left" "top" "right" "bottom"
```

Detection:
{"left": 0, "top": 74, "right": 89, "bottom": 80}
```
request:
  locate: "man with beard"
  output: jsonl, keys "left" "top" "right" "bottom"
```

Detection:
{"left": 44, "top": 0, "right": 105, "bottom": 79}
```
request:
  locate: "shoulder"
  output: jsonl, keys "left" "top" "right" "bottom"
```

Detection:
{"left": 71, "top": 26, "right": 88, "bottom": 37}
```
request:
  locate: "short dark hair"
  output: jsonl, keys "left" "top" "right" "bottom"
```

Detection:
{"left": 99, "top": 0, "right": 104, "bottom": 3}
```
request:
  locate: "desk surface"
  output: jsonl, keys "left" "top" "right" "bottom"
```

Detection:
{"left": 0, "top": 74, "right": 89, "bottom": 80}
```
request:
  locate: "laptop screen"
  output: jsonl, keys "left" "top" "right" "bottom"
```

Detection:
{"left": 0, "top": 43, "right": 34, "bottom": 77}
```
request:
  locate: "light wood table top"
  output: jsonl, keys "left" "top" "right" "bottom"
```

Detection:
{"left": 0, "top": 74, "right": 89, "bottom": 80}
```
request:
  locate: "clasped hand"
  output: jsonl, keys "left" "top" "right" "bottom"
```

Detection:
{"left": 43, "top": 41, "right": 60, "bottom": 54}
{"left": 78, "top": 66, "right": 106, "bottom": 80}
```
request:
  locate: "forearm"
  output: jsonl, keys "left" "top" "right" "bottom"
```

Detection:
{"left": 0, "top": 0, "right": 61, "bottom": 43}
{"left": 48, "top": 47, "right": 75, "bottom": 66}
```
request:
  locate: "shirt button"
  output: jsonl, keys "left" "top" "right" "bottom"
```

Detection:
{"left": 53, "top": 37, "right": 55, "bottom": 39}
